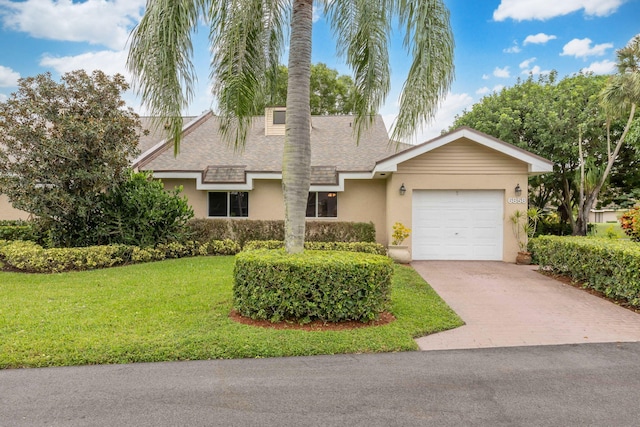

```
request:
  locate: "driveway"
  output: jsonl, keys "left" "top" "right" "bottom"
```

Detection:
{"left": 412, "top": 261, "right": 640, "bottom": 351}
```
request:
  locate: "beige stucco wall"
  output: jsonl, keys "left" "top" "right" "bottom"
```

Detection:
{"left": 386, "top": 139, "right": 530, "bottom": 263}
{"left": 159, "top": 178, "right": 388, "bottom": 244}
{"left": 0, "top": 194, "right": 30, "bottom": 221}
{"left": 338, "top": 179, "right": 387, "bottom": 244}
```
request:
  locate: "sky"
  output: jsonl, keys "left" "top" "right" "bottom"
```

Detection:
{"left": 0, "top": 0, "right": 639, "bottom": 144}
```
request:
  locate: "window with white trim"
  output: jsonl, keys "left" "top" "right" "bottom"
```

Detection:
{"left": 306, "top": 192, "right": 337, "bottom": 217}
{"left": 208, "top": 192, "right": 249, "bottom": 217}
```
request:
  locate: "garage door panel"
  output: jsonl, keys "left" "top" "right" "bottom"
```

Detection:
{"left": 412, "top": 190, "right": 503, "bottom": 260}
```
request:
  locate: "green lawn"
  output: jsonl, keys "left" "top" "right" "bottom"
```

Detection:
{"left": 590, "top": 222, "right": 626, "bottom": 239}
{"left": 0, "top": 256, "right": 463, "bottom": 368}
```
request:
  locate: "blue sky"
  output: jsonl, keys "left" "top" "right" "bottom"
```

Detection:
{"left": 0, "top": 0, "right": 638, "bottom": 143}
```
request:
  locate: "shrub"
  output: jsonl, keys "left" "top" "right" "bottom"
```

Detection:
{"left": 530, "top": 235, "right": 640, "bottom": 307}
{"left": 243, "top": 240, "right": 386, "bottom": 255}
{"left": 0, "top": 239, "right": 240, "bottom": 273}
{"left": 619, "top": 206, "right": 640, "bottom": 241}
{"left": 233, "top": 249, "right": 393, "bottom": 323}
{"left": 0, "top": 220, "right": 35, "bottom": 241}
{"left": 95, "top": 171, "right": 194, "bottom": 247}
{"left": 186, "top": 219, "right": 376, "bottom": 246}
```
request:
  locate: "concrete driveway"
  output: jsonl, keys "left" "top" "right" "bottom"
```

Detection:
{"left": 412, "top": 261, "right": 640, "bottom": 351}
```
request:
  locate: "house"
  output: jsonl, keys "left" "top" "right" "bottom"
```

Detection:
{"left": 132, "top": 107, "right": 554, "bottom": 262}
{"left": 1, "top": 106, "right": 554, "bottom": 261}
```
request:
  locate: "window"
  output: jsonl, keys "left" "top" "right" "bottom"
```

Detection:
{"left": 273, "top": 110, "right": 286, "bottom": 124}
{"left": 208, "top": 192, "right": 249, "bottom": 217}
{"left": 306, "top": 192, "right": 337, "bottom": 218}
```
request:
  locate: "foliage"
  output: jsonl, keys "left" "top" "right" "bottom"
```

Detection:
{"left": 243, "top": 240, "right": 386, "bottom": 255}
{"left": 391, "top": 222, "right": 411, "bottom": 246}
{"left": 619, "top": 206, "right": 640, "bottom": 241}
{"left": 0, "top": 70, "right": 141, "bottom": 247}
{"left": 0, "top": 239, "right": 240, "bottom": 273}
{"left": 509, "top": 208, "right": 542, "bottom": 251}
{"left": 94, "top": 171, "right": 194, "bottom": 247}
{"left": 452, "top": 70, "right": 640, "bottom": 235}
{"left": 0, "top": 220, "right": 35, "bottom": 241}
{"left": 186, "top": 219, "right": 376, "bottom": 246}
{"left": 233, "top": 249, "right": 394, "bottom": 323}
{"left": 0, "top": 257, "right": 462, "bottom": 368}
{"left": 261, "top": 63, "right": 356, "bottom": 114}
{"left": 531, "top": 235, "right": 640, "bottom": 307}
{"left": 128, "top": 0, "right": 454, "bottom": 253}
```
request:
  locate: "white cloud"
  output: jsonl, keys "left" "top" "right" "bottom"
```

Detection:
{"left": 521, "top": 65, "right": 551, "bottom": 75}
{"left": 0, "top": 65, "right": 20, "bottom": 87}
{"left": 475, "top": 85, "right": 504, "bottom": 96}
{"left": 519, "top": 57, "right": 537, "bottom": 69}
{"left": 493, "top": 0, "right": 624, "bottom": 21}
{"left": 493, "top": 66, "right": 511, "bottom": 78}
{"left": 312, "top": 5, "right": 321, "bottom": 22}
{"left": 582, "top": 60, "right": 617, "bottom": 74}
{"left": 561, "top": 38, "right": 613, "bottom": 58}
{"left": 503, "top": 41, "right": 521, "bottom": 53}
{"left": 523, "top": 33, "right": 557, "bottom": 45}
{"left": 482, "top": 74, "right": 490, "bottom": 80}
{"left": 40, "top": 50, "right": 130, "bottom": 78}
{"left": 383, "top": 92, "right": 475, "bottom": 144}
{"left": 0, "top": 0, "right": 144, "bottom": 50}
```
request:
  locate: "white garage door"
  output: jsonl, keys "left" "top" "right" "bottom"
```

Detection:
{"left": 412, "top": 190, "right": 503, "bottom": 260}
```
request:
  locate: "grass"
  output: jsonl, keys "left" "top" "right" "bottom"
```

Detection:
{"left": 589, "top": 222, "right": 626, "bottom": 239}
{"left": 0, "top": 256, "right": 463, "bottom": 368}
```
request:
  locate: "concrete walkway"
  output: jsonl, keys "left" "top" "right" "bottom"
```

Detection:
{"left": 413, "top": 261, "right": 640, "bottom": 351}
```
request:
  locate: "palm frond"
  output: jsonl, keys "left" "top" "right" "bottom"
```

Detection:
{"left": 391, "top": 0, "right": 454, "bottom": 144}
{"left": 326, "top": 0, "right": 393, "bottom": 142}
{"left": 127, "top": 0, "right": 205, "bottom": 155}
{"left": 208, "top": 0, "right": 289, "bottom": 148}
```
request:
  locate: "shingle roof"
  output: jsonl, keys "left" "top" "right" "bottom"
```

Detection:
{"left": 137, "top": 116, "right": 197, "bottom": 154}
{"left": 136, "top": 113, "right": 400, "bottom": 177}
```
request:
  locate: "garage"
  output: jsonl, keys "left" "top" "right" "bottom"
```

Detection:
{"left": 412, "top": 190, "right": 503, "bottom": 260}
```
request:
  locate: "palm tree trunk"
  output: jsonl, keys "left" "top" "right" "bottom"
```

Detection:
{"left": 283, "top": 0, "right": 313, "bottom": 254}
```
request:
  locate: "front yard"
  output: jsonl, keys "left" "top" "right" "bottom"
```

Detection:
{"left": 0, "top": 256, "right": 463, "bottom": 368}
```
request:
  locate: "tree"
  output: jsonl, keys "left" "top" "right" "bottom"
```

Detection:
{"left": 0, "top": 70, "right": 141, "bottom": 247}
{"left": 452, "top": 71, "right": 639, "bottom": 235}
{"left": 265, "top": 63, "right": 357, "bottom": 115}
{"left": 128, "top": 0, "right": 454, "bottom": 254}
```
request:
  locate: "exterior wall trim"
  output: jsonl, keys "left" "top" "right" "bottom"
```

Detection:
{"left": 374, "top": 127, "right": 554, "bottom": 174}
{"left": 151, "top": 171, "right": 374, "bottom": 191}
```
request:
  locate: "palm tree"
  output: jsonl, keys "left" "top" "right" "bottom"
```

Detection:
{"left": 579, "top": 34, "right": 640, "bottom": 235}
{"left": 127, "top": 0, "right": 454, "bottom": 254}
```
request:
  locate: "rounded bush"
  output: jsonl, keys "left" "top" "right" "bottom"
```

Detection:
{"left": 233, "top": 249, "right": 394, "bottom": 323}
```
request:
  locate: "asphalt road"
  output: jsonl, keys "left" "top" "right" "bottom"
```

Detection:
{"left": 2, "top": 342, "right": 640, "bottom": 426}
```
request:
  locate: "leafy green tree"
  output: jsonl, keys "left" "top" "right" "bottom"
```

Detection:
{"left": 128, "top": 0, "right": 454, "bottom": 253}
{"left": 265, "top": 63, "right": 357, "bottom": 115}
{"left": 452, "top": 70, "right": 639, "bottom": 235}
{"left": 0, "top": 70, "right": 141, "bottom": 247}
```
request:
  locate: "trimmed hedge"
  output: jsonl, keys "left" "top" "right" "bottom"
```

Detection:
{"left": 187, "top": 219, "right": 376, "bottom": 246}
{"left": 0, "top": 220, "right": 35, "bottom": 241}
{"left": 243, "top": 240, "right": 386, "bottom": 255}
{"left": 530, "top": 235, "right": 640, "bottom": 307}
{"left": 233, "top": 249, "right": 394, "bottom": 323}
{"left": 0, "top": 239, "right": 240, "bottom": 273}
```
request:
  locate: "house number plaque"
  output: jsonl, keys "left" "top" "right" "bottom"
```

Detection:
{"left": 507, "top": 197, "right": 527, "bottom": 204}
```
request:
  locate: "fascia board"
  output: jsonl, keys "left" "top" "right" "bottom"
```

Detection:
{"left": 374, "top": 128, "right": 554, "bottom": 174}
{"left": 151, "top": 171, "right": 374, "bottom": 192}
{"left": 131, "top": 111, "right": 211, "bottom": 168}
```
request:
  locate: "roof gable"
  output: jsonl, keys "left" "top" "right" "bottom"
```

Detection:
{"left": 374, "top": 126, "right": 554, "bottom": 174}
{"left": 134, "top": 112, "right": 398, "bottom": 174}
